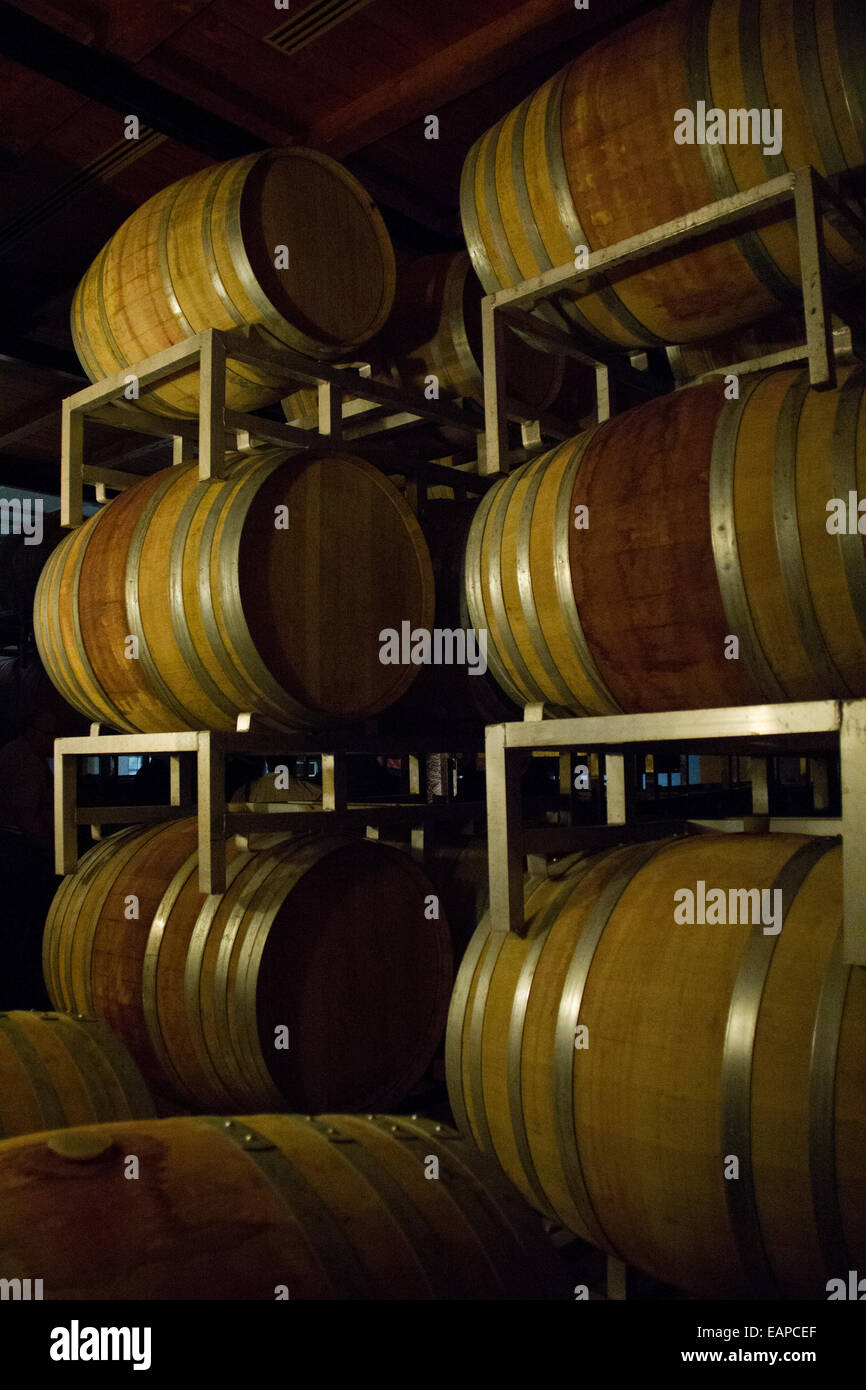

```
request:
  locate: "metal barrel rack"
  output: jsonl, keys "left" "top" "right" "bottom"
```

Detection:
{"left": 54, "top": 718, "right": 487, "bottom": 894}
{"left": 485, "top": 699, "right": 866, "bottom": 966}
{"left": 58, "top": 323, "right": 506, "bottom": 526}
{"left": 480, "top": 165, "right": 866, "bottom": 473}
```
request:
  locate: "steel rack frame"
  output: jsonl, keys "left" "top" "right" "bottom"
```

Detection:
{"left": 59, "top": 325, "right": 581, "bottom": 527}
{"left": 480, "top": 166, "right": 866, "bottom": 474}
{"left": 485, "top": 699, "right": 866, "bottom": 965}
{"left": 54, "top": 719, "right": 486, "bottom": 894}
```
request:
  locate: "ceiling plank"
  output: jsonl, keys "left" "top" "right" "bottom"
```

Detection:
{"left": 308, "top": 0, "right": 652, "bottom": 156}
{"left": 0, "top": 0, "right": 266, "bottom": 159}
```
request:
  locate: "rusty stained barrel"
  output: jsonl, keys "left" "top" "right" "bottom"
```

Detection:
{"left": 464, "top": 365, "right": 866, "bottom": 715}
{"left": 461, "top": 0, "right": 866, "bottom": 351}
{"left": 43, "top": 820, "right": 453, "bottom": 1114}
{"left": 33, "top": 448, "right": 434, "bottom": 733}
{"left": 0, "top": 1112, "right": 564, "bottom": 1299}
{"left": 71, "top": 147, "right": 396, "bottom": 417}
{"left": 446, "top": 832, "right": 866, "bottom": 1299}
{"left": 0, "top": 1010, "right": 154, "bottom": 1139}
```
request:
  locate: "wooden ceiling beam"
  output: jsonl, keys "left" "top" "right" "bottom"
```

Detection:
{"left": 0, "top": 0, "right": 265, "bottom": 160}
{"left": 0, "top": 451, "right": 60, "bottom": 495}
{"left": 307, "top": 0, "right": 655, "bottom": 157}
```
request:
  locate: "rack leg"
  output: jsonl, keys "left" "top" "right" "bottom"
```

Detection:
{"left": 605, "top": 753, "right": 627, "bottom": 824}
{"left": 749, "top": 757, "right": 770, "bottom": 815}
{"left": 318, "top": 381, "right": 343, "bottom": 440}
{"left": 486, "top": 724, "right": 524, "bottom": 934}
{"left": 481, "top": 298, "right": 509, "bottom": 475}
{"left": 54, "top": 747, "right": 78, "bottom": 875}
{"left": 322, "top": 753, "right": 347, "bottom": 812}
{"left": 794, "top": 169, "right": 835, "bottom": 390}
{"left": 840, "top": 701, "right": 866, "bottom": 964}
{"left": 809, "top": 757, "right": 829, "bottom": 812}
{"left": 61, "top": 402, "right": 84, "bottom": 529}
{"left": 197, "top": 732, "right": 226, "bottom": 893}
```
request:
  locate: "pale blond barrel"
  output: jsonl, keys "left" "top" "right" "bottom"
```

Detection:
{"left": 447, "top": 832, "right": 865, "bottom": 1299}
{"left": 72, "top": 147, "right": 396, "bottom": 416}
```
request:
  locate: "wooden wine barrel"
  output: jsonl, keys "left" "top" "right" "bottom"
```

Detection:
{"left": 386, "top": 252, "right": 565, "bottom": 411}
{"left": 461, "top": 0, "right": 866, "bottom": 350}
{"left": 43, "top": 820, "right": 453, "bottom": 1113}
{"left": 71, "top": 147, "right": 396, "bottom": 417}
{"left": 667, "top": 315, "right": 858, "bottom": 384}
{"left": 282, "top": 252, "right": 594, "bottom": 429}
{"left": 33, "top": 448, "right": 434, "bottom": 732}
{"left": 422, "top": 836, "right": 491, "bottom": 964}
{"left": 447, "top": 832, "right": 866, "bottom": 1299}
{"left": 465, "top": 365, "right": 866, "bottom": 714}
{"left": 233, "top": 772, "right": 321, "bottom": 806}
{"left": 0, "top": 1112, "right": 564, "bottom": 1299}
{"left": 0, "top": 1010, "right": 154, "bottom": 1139}
{"left": 383, "top": 499, "right": 518, "bottom": 730}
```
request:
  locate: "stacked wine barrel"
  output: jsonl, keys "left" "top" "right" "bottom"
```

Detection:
{"left": 34, "top": 445, "right": 433, "bottom": 732}
{"left": 460, "top": 0, "right": 866, "bottom": 350}
{"left": 11, "top": 0, "right": 866, "bottom": 1306}
{"left": 447, "top": 832, "right": 866, "bottom": 1299}
{"left": 43, "top": 819, "right": 453, "bottom": 1114}
{"left": 464, "top": 365, "right": 866, "bottom": 715}
{"left": 0, "top": 1113, "right": 565, "bottom": 1299}
{"left": 72, "top": 148, "right": 396, "bottom": 417}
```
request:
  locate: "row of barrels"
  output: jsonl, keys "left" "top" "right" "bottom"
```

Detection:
{"left": 2, "top": 820, "right": 861, "bottom": 1300}
{"left": 33, "top": 361, "right": 866, "bottom": 730}
{"left": 69, "top": 0, "right": 866, "bottom": 416}
{"left": 447, "top": 830, "right": 865, "bottom": 1301}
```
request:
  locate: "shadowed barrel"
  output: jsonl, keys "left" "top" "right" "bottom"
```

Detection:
{"left": 0, "top": 1010, "right": 154, "bottom": 1139}
{"left": 0, "top": 1112, "right": 565, "bottom": 1299}
{"left": 283, "top": 251, "right": 594, "bottom": 429}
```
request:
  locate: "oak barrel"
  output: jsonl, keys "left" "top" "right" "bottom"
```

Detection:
{"left": 0, "top": 1112, "right": 563, "bottom": 1299}
{"left": 447, "top": 832, "right": 866, "bottom": 1299}
{"left": 33, "top": 448, "right": 434, "bottom": 732}
{"left": 667, "top": 315, "right": 859, "bottom": 384}
{"left": 71, "top": 147, "right": 396, "bottom": 417}
{"left": 283, "top": 251, "right": 593, "bottom": 427}
{"left": 233, "top": 772, "right": 321, "bottom": 807}
{"left": 0, "top": 1010, "right": 154, "bottom": 1139}
{"left": 386, "top": 252, "right": 565, "bottom": 411}
{"left": 43, "top": 820, "right": 453, "bottom": 1113}
{"left": 383, "top": 499, "right": 518, "bottom": 730}
{"left": 464, "top": 365, "right": 866, "bottom": 714}
{"left": 461, "top": 0, "right": 866, "bottom": 350}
